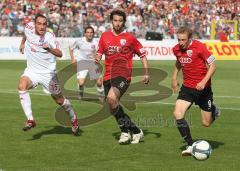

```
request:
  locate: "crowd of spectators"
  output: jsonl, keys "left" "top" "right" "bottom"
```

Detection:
{"left": 0, "top": 0, "right": 239, "bottom": 40}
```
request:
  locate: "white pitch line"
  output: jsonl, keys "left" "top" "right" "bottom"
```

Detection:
{"left": 0, "top": 89, "right": 240, "bottom": 111}
{"left": 147, "top": 101, "right": 240, "bottom": 111}
{"left": 1, "top": 89, "right": 240, "bottom": 99}
{"left": 215, "top": 95, "right": 240, "bottom": 99}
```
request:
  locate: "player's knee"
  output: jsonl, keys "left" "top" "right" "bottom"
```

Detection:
{"left": 202, "top": 120, "right": 211, "bottom": 127}
{"left": 18, "top": 82, "right": 27, "bottom": 91}
{"left": 96, "top": 82, "right": 102, "bottom": 87}
{"left": 54, "top": 97, "right": 65, "bottom": 105}
{"left": 106, "top": 96, "right": 117, "bottom": 107}
{"left": 78, "top": 83, "right": 84, "bottom": 87}
{"left": 173, "top": 111, "right": 184, "bottom": 120}
{"left": 78, "top": 79, "right": 85, "bottom": 86}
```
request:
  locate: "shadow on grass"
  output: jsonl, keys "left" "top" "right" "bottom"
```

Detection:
{"left": 180, "top": 139, "right": 224, "bottom": 151}
{"left": 112, "top": 129, "right": 161, "bottom": 144}
{"left": 30, "top": 125, "right": 83, "bottom": 140}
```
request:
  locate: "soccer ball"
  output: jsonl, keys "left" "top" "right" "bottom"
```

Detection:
{"left": 191, "top": 140, "right": 212, "bottom": 160}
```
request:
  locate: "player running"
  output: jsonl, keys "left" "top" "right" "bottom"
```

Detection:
{"left": 18, "top": 14, "right": 79, "bottom": 135}
{"left": 171, "top": 26, "right": 220, "bottom": 156}
{"left": 69, "top": 26, "right": 104, "bottom": 99}
{"left": 95, "top": 10, "right": 150, "bottom": 144}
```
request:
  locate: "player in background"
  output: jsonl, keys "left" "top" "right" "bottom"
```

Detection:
{"left": 171, "top": 26, "right": 220, "bottom": 156}
{"left": 95, "top": 10, "right": 150, "bottom": 144}
{"left": 69, "top": 26, "right": 104, "bottom": 99}
{"left": 18, "top": 14, "right": 79, "bottom": 135}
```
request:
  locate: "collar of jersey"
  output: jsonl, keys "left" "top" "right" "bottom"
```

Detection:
{"left": 111, "top": 29, "right": 126, "bottom": 36}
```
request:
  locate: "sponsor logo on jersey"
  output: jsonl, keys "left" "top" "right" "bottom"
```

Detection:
{"left": 187, "top": 50, "right": 192, "bottom": 57}
{"left": 91, "top": 45, "right": 96, "bottom": 49}
{"left": 179, "top": 57, "right": 192, "bottom": 64}
{"left": 107, "top": 46, "right": 131, "bottom": 55}
{"left": 120, "top": 39, "right": 126, "bottom": 46}
{"left": 39, "top": 36, "right": 45, "bottom": 43}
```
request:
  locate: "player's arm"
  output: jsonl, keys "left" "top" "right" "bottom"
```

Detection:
{"left": 19, "top": 34, "right": 26, "bottom": 54}
{"left": 196, "top": 44, "right": 216, "bottom": 90}
{"left": 140, "top": 56, "right": 150, "bottom": 84}
{"left": 69, "top": 47, "right": 76, "bottom": 64}
{"left": 95, "top": 35, "right": 104, "bottom": 63}
{"left": 43, "top": 35, "right": 62, "bottom": 58}
{"left": 171, "top": 60, "right": 182, "bottom": 93}
{"left": 196, "top": 60, "right": 216, "bottom": 90}
{"left": 132, "top": 37, "right": 149, "bottom": 84}
{"left": 43, "top": 45, "right": 63, "bottom": 58}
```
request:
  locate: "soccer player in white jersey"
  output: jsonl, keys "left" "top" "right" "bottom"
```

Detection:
{"left": 18, "top": 14, "right": 79, "bottom": 135}
{"left": 69, "top": 26, "right": 104, "bottom": 99}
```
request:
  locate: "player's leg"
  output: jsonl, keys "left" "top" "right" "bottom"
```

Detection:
{"left": 104, "top": 79, "right": 132, "bottom": 144}
{"left": 51, "top": 93, "right": 79, "bottom": 135}
{"left": 199, "top": 87, "right": 220, "bottom": 127}
{"left": 106, "top": 77, "right": 143, "bottom": 144}
{"left": 201, "top": 110, "right": 212, "bottom": 127}
{"left": 43, "top": 74, "right": 79, "bottom": 135}
{"left": 95, "top": 77, "right": 104, "bottom": 97}
{"left": 77, "top": 70, "right": 88, "bottom": 99}
{"left": 88, "top": 61, "right": 104, "bottom": 97}
{"left": 174, "top": 100, "right": 193, "bottom": 147}
{"left": 174, "top": 86, "right": 194, "bottom": 155}
{"left": 78, "top": 78, "right": 86, "bottom": 98}
{"left": 18, "top": 70, "right": 38, "bottom": 131}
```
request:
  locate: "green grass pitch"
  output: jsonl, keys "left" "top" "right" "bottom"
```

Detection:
{"left": 0, "top": 60, "right": 240, "bottom": 171}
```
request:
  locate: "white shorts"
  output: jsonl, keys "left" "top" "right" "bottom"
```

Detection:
{"left": 77, "top": 60, "right": 101, "bottom": 80}
{"left": 21, "top": 68, "right": 61, "bottom": 95}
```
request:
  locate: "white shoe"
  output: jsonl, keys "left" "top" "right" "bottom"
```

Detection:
{"left": 118, "top": 132, "right": 131, "bottom": 144}
{"left": 131, "top": 129, "right": 144, "bottom": 144}
{"left": 181, "top": 145, "right": 193, "bottom": 156}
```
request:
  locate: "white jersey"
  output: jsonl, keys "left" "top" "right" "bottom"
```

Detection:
{"left": 24, "top": 22, "right": 60, "bottom": 73}
{"left": 69, "top": 37, "right": 98, "bottom": 61}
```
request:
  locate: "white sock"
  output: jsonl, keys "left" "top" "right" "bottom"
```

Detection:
{"left": 19, "top": 90, "right": 34, "bottom": 120}
{"left": 62, "top": 99, "right": 76, "bottom": 121}
{"left": 97, "top": 85, "right": 104, "bottom": 95}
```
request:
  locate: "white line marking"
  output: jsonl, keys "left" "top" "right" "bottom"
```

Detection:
{"left": 1, "top": 89, "right": 240, "bottom": 111}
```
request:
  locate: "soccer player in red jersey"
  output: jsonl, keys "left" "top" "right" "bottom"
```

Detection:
{"left": 95, "top": 10, "right": 149, "bottom": 144}
{"left": 171, "top": 26, "right": 220, "bottom": 156}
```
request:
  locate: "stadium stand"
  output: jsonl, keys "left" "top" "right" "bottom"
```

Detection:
{"left": 0, "top": 0, "right": 239, "bottom": 40}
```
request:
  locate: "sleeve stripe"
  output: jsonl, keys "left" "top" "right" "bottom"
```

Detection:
{"left": 139, "top": 54, "right": 146, "bottom": 58}
{"left": 207, "top": 55, "right": 215, "bottom": 64}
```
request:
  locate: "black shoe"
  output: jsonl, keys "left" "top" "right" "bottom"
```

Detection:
{"left": 212, "top": 103, "right": 221, "bottom": 121}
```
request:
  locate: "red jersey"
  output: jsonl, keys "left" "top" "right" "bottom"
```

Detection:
{"left": 173, "top": 40, "right": 215, "bottom": 89}
{"left": 97, "top": 30, "right": 146, "bottom": 81}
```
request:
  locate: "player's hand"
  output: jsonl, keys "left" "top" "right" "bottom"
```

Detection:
{"left": 19, "top": 44, "right": 25, "bottom": 54}
{"left": 171, "top": 79, "right": 179, "bottom": 93}
{"left": 142, "top": 74, "right": 150, "bottom": 84}
{"left": 95, "top": 54, "right": 102, "bottom": 63}
{"left": 196, "top": 81, "right": 206, "bottom": 91}
{"left": 42, "top": 43, "right": 50, "bottom": 51}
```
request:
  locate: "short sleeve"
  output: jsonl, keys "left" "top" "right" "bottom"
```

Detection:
{"left": 201, "top": 43, "right": 215, "bottom": 64}
{"left": 132, "top": 36, "right": 146, "bottom": 58}
{"left": 70, "top": 40, "right": 80, "bottom": 51}
{"left": 47, "top": 32, "right": 60, "bottom": 49}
